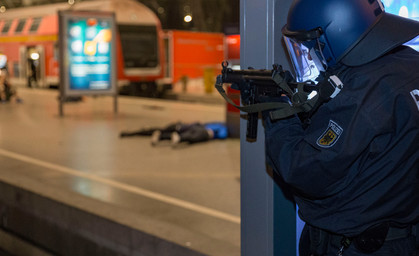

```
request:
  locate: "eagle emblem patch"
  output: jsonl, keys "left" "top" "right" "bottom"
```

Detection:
{"left": 316, "top": 120, "right": 343, "bottom": 148}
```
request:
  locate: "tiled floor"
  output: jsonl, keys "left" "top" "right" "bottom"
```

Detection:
{"left": 0, "top": 88, "right": 240, "bottom": 256}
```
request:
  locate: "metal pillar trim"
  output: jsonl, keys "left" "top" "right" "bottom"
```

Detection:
{"left": 271, "top": 1, "right": 299, "bottom": 254}
{"left": 240, "top": 0, "right": 296, "bottom": 255}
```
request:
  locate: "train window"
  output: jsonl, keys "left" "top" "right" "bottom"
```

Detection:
{"left": 29, "top": 17, "right": 42, "bottom": 33}
{"left": 118, "top": 25, "right": 159, "bottom": 68}
{"left": 15, "top": 19, "right": 26, "bottom": 33}
{"left": 2, "top": 20, "right": 12, "bottom": 34}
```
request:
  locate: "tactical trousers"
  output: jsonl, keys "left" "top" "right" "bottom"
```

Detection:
{"left": 299, "top": 224, "right": 418, "bottom": 256}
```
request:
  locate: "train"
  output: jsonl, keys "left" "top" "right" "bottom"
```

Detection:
{"left": 0, "top": 0, "right": 226, "bottom": 97}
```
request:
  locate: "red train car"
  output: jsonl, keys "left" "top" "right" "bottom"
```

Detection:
{"left": 164, "top": 30, "right": 225, "bottom": 85}
{"left": 224, "top": 34, "right": 241, "bottom": 138}
{"left": 225, "top": 34, "right": 240, "bottom": 68}
{"left": 0, "top": 0, "right": 166, "bottom": 95}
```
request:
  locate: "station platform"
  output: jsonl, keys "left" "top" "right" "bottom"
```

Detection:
{"left": 0, "top": 88, "right": 240, "bottom": 256}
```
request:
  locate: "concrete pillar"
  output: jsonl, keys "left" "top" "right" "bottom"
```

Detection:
{"left": 240, "top": 0, "right": 297, "bottom": 255}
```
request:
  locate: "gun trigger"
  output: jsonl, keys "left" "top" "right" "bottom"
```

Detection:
{"left": 230, "top": 83, "right": 240, "bottom": 90}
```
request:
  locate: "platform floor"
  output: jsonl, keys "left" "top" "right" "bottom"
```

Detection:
{"left": 0, "top": 88, "right": 240, "bottom": 256}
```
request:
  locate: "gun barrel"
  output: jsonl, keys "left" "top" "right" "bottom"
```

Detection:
{"left": 224, "top": 69, "right": 273, "bottom": 76}
{"left": 222, "top": 70, "right": 275, "bottom": 84}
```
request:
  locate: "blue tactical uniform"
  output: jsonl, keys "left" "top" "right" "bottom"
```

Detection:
{"left": 264, "top": 46, "right": 419, "bottom": 254}
{"left": 269, "top": 0, "right": 419, "bottom": 253}
{"left": 265, "top": 45, "right": 419, "bottom": 235}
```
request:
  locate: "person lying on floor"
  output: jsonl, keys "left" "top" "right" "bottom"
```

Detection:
{"left": 120, "top": 122, "right": 228, "bottom": 146}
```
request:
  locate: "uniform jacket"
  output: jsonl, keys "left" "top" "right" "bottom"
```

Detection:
{"left": 264, "top": 46, "right": 419, "bottom": 237}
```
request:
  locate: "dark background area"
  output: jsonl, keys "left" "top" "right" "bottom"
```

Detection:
{"left": 139, "top": 0, "right": 239, "bottom": 34}
{"left": 0, "top": 0, "right": 240, "bottom": 34}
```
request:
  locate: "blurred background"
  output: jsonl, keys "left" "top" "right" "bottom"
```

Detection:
{"left": 0, "top": 0, "right": 242, "bottom": 99}
{"left": 0, "top": 0, "right": 240, "bottom": 34}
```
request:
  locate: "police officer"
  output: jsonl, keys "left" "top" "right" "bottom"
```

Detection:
{"left": 263, "top": 0, "right": 419, "bottom": 255}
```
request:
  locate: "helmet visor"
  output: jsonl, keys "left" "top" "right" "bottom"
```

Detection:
{"left": 283, "top": 36, "right": 327, "bottom": 82}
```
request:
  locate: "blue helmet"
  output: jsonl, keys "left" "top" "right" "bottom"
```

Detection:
{"left": 282, "top": 0, "right": 419, "bottom": 81}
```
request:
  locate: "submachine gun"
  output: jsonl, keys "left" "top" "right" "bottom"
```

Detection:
{"left": 214, "top": 61, "right": 320, "bottom": 141}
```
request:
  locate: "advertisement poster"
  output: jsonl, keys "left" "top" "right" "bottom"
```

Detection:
{"left": 59, "top": 11, "right": 116, "bottom": 95}
{"left": 68, "top": 17, "right": 113, "bottom": 90}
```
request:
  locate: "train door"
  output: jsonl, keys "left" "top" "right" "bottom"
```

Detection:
{"left": 35, "top": 45, "right": 46, "bottom": 88}
{"left": 22, "top": 45, "right": 45, "bottom": 88}
{"left": 163, "top": 32, "right": 173, "bottom": 82}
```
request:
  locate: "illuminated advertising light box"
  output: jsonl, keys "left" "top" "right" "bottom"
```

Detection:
{"left": 59, "top": 10, "right": 116, "bottom": 96}
{"left": 384, "top": 0, "right": 419, "bottom": 50}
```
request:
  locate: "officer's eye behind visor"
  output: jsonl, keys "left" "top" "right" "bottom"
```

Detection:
{"left": 282, "top": 27, "right": 328, "bottom": 82}
{"left": 283, "top": 36, "right": 327, "bottom": 82}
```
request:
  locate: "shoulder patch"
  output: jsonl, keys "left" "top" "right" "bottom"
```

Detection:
{"left": 316, "top": 120, "right": 343, "bottom": 148}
